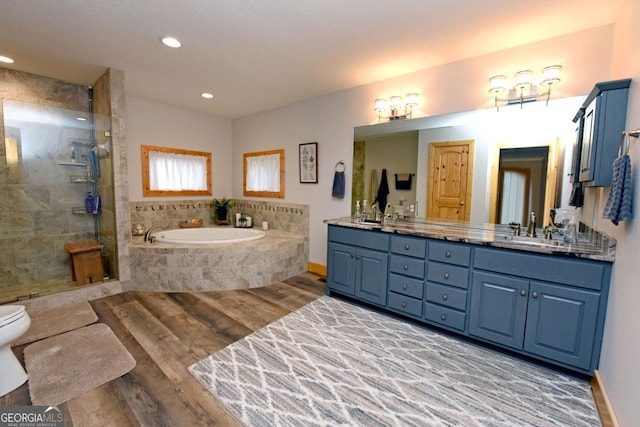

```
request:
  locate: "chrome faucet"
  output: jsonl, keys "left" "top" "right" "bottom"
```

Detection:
{"left": 526, "top": 212, "right": 537, "bottom": 238}
{"left": 144, "top": 225, "right": 165, "bottom": 242}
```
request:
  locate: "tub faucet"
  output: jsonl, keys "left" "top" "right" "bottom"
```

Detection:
{"left": 144, "top": 225, "right": 165, "bottom": 242}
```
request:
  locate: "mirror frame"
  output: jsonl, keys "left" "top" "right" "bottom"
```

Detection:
{"left": 141, "top": 144, "right": 212, "bottom": 197}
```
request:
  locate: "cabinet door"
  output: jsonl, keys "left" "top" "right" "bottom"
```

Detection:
{"left": 524, "top": 282, "right": 599, "bottom": 370}
{"left": 327, "top": 242, "right": 356, "bottom": 295}
{"left": 355, "top": 248, "right": 388, "bottom": 306}
{"left": 469, "top": 272, "right": 529, "bottom": 349}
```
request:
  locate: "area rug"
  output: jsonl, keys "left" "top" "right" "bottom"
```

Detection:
{"left": 12, "top": 301, "right": 98, "bottom": 347}
{"left": 24, "top": 323, "right": 136, "bottom": 405}
{"left": 189, "top": 296, "right": 600, "bottom": 427}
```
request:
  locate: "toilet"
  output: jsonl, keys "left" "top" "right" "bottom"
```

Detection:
{"left": 0, "top": 305, "right": 31, "bottom": 396}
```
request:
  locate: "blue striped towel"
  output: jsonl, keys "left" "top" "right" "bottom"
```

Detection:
{"left": 603, "top": 154, "right": 633, "bottom": 225}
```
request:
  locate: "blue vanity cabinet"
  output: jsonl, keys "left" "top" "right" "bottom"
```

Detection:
{"left": 327, "top": 225, "right": 389, "bottom": 306}
{"left": 387, "top": 235, "right": 427, "bottom": 318}
{"left": 471, "top": 247, "right": 610, "bottom": 372}
{"left": 325, "top": 224, "right": 612, "bottom": 374}
{"left": 574, "top": 78, "right": 631, "bottom": 186}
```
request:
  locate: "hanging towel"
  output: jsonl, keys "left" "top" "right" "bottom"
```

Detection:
{"left": 395, "top": 173, "right": 412, "bottom": 190}
{"left": 369, "top": 169, "right": 378, "bottom": 204}
{"left": 332, "top": 162, "right": 345, "bottom": 198}
{"left": 374, "top": 168, "right": 390, "bottom": 210}
{"left": 568, "top": 183, "right": 584, "bottom": 208}
{"left": 603, "top": 154, "right": 633, "bottom": 225}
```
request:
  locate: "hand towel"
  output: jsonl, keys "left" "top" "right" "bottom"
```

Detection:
{"left": 332, "top": 170, "right": 345, "bottom": 198}
{"left": 374, "top": 169, "right": 389, "bottom": 210}
{"left": 395, "top": 173, "right": 412, "bottom": 190}
{"left": 568, "top": 183, "right": 583, "bottom": 208}
{"left": 603, "top": 154, "right": 633, "bottom": 225}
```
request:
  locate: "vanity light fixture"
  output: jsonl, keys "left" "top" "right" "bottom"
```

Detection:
{"left": 489, "top": 65, "right": 562, "bottom": 110}
{"left": 374, "top": 93, "right": 419, "bottom": 122}
{"left": 0, "top": 55, "right": 15, "bottom": 64}
{"left": 161, "top": 36, "right": 182, "bottom": 48}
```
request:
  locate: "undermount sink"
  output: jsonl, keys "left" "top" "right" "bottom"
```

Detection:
{"left": 500, "top": 235, "right": 565, "bottom": 248}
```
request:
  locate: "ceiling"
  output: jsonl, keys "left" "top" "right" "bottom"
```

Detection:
{"left": 0, "top": 0, "right": 623, "bottom": 119}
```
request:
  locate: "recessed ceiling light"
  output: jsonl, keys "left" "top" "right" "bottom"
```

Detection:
{"left": 0, "top": 55, "right": 15, "bottom": 64}
{"left": 201, "top": 93, "right": 214, "bottom": 99}
{"left": 161, "top": 36, "right": 182, "bottom": 48}
{"left": 76, "top": 117, "right": 87, "bottom": 121}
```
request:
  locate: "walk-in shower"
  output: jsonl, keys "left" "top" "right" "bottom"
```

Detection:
{"left": 0, "top": 97, "right": 116, "bottom": 303}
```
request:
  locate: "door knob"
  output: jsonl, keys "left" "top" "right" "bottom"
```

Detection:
{"left": 460, "top": 201, "right": 465, "bottom": 205}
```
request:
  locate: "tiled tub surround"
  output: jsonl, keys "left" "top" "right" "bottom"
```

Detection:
{"left": 129, "top": 230, "right": 308, "bottom": 292}
{"left": 324, "top": 217, "right": 615, "bottom": 262}
{"left": 130, "top": 199, "right": 309, "bottom": 236}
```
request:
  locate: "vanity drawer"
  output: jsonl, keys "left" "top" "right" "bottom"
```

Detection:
{"left": 424, "top": 302, "right": 466, "bottom": 331}
{"left": 428, "top": 241, "right": 471, "bottom": 267}
{"left": 425, "top": 283, "right": 467, "bottom": 311}
{"left": 427, "top": 261, "right": 469, "bottom": 289}
{"left": 389, "top": 273, "right": 424, "bottom": 299}
{"left": 390, "top": 235, "right": 427, "bottom": 259}
{"left": 388, "top": 292, "right": 423, "bottom": 317}
{"left": 328, "top": 225, "right": 389, "bottom": 251}
{"left": 390, "top": 255, "right": 425, "bottom": 279}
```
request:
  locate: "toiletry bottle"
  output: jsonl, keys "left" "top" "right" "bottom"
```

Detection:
{"left": 85, "top": 192, "right": 94, "bottom": 213}
{"left": 362, "top": 200, "right": 368, "bottom": 221}
{"left": 354, "top": 201, "right": 361, "bottom": 222}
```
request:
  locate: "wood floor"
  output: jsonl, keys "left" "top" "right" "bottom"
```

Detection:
{"left": 2, "top": 272, "right": 326, "bottom": 426}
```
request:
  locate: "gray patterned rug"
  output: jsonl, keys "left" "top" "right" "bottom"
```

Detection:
{"left": 189, "top": 296, "right": 600, "bottom": 426}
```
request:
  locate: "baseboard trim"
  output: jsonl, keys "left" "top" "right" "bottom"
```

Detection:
{"left": 308, "top": 262, "right": 326, "bottom": 277}
{"left": 590, "top": 370, "right": 619, "bottom": 427}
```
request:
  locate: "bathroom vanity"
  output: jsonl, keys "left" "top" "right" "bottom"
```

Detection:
{"left": 325, "top": 218, "right": 614, "bottom": 375}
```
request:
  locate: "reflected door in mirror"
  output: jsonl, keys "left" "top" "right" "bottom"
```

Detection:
{"left": 427, "top": 140, "right": 473, "bottom": 221}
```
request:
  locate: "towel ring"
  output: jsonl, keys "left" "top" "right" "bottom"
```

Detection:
{"left": 335, "top": 161, "right": 345, "bottom": 172}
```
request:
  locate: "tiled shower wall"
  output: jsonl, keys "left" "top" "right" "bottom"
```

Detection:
{"left": 130, "top": 199, "right": 309, "bottom": 236}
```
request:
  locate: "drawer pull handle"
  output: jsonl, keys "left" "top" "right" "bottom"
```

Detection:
{"left": 403, "top": 265, "right": 409, "bottom": 270}
{"left": 445, "top": 251, "right": 451, "bottom": 257}
{"left": 441, "top": 314, "right": 446, "bottom": 321}
{"left": 405, "top": 244, "right": 410, "bottom": 250}
{"left": 442, "top": 294, "right": 448, "bottom": 301}
{"left": 444, "top": 273, "right": 449, "bottom": 279}
{"left": 520, "top": 290, "right": 526, "bottom": 296}
{"left": 402, "top": 284, "right": 408, "bottom": 290}
{"left": 532, "top": 291, "right": 539, "bottom": 298}
{"left": 401, "top": 302, "right": 407, "bottom": 308}
{"left": 356, "top": 255, "right": 360, "bottom": 260}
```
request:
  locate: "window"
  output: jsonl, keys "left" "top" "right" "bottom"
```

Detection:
{"left": 141, "top": 145, "right": 212, "bottom": 196}
{"left": 243, "top": 149, "right": 285, "bottom": 198}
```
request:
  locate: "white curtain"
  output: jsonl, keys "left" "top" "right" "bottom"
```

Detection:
{"left": 149, "top": 151, "right": 207, "bottom": 191}
{"left": 246, "top": 153, "right": 280, "bottom": 191}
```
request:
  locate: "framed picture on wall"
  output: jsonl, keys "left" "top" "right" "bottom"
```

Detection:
{"left": 299, "top": 142, "right": 318, "bottom": 183}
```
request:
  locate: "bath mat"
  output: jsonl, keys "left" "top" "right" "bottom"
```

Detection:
{"left": 12, "top": 301, "right": 98, "bottom": 347}
{"left": 190, "top": 296, "right": 600, "bottom": 426}
{"left": 24, "top": 323, "right": 136, "bottom": 406}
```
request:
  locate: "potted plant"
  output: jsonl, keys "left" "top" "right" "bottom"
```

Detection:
{"left": 212, "top": 197, "right": 233, "bottom": 225}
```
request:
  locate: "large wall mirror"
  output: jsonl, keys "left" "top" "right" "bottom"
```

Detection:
{"left": 353, "top": 97, "right": 583, "bottom": 226}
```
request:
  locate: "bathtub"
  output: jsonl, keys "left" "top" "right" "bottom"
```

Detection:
{"left": 152, "top": 227, "right": 265, "bottom": 244}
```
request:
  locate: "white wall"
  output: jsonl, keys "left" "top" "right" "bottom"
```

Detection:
{"left": 126, "top": 96, "right": 233, "bottom": 201}
{"left": 593, "top": 1, "right": 640, "bottom": 425}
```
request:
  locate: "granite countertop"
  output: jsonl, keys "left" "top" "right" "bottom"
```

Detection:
{"left": 324, "top": 217, "right": 615, "bottom": 262}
